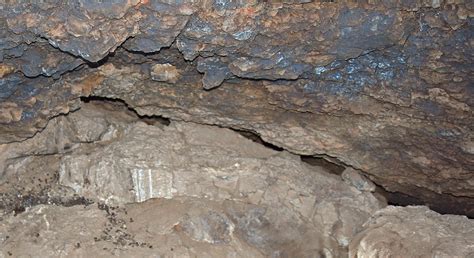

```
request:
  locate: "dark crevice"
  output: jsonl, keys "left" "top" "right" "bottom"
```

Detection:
{"left": 80, "top": 96, "right": 474, "bottom": 218}
{"left": 235, "top": 128, "right": 474, "bottom": 218}
{"left": 80, "top": 96, "right": 171, "bottom": 126}
{"left": 375, "top": 185, "right": 474, "bottom": 219}
{"left": 300, "top": 155, "right": 346, "bottom": 176}
{"left": 233, "top": 129, "right": 284, "bottom": 151}
{"left": 6, "top": 92, "right": 473, "bottom": 218}
{"left": 85, "top": 52, "right": 114, "bottom": 68}
{"left": 121, "top": 46, "right": 164, "bottom": 57}
{"left": 233, "top": 128, "right": 348, "bottom": 176}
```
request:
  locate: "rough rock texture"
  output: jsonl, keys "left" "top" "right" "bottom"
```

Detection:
{"left": 0, "top": 0, "right": 473, "bottom": 215}
{"left": 0, "top": 102, "right": 385, "bottom": 257}
{"left": 342, "top": 167, "right": 376, "bottom": 193}
{"left": 349, "top": 206, "right": 474, "bottom": 258}
{"left": 0, "top": 199, "right": 265, "bottom": 257}
{"left": 90, "top": 54, "right": 474, "bottom": 216}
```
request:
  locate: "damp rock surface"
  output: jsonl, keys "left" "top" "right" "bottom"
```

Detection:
{"left": 349, "top": 206, "right": 474, "bottom": 258}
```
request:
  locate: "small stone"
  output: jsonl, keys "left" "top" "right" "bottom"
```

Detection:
{"left": 0, "top": 102, "right": 23, "bottom": 123}
{"left": 0, "top": 64, "right": 15, "bottom": 78}
{"left": 431, "top": 0, "right": 441, "bottom": 8}
{"left": 150, "top": 63, "right": 181, "bottom": 83}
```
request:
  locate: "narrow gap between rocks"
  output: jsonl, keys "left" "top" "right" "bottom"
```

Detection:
{"left": 378, "top": 187, "right": 474, "bottom": 219}
{"left": 1, "top": 2, "right": 472, "bottom": 256}
{"left": 229, "top": 126, "right": 474, "bottom": 218}
{"left": 233, "top": 130, "right": 347, "bottom": 177}
{"left": 5, "top": 96, "right": 471, "bottom": 219}
{"left": 233, "top": 129, "right": 284, "bottom": 152}
{"left": 76, "top": 98, "right": 474, "bottom": 218}
{"left": 300, "top": 155, "right": 346, "bottom": 176}
{"left": 80, "top": 96, "right": 171, "bottom": 126}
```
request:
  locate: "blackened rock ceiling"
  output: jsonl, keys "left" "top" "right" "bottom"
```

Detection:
{"left": 0, "top": 1, "right": 473, "bottom": 215}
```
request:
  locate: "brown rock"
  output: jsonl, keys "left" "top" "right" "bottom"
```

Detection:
{"left": 0, "top": 64, "right": 15, "bottom": 78}
{"left": 0, "top": 0, "right": 472, "bottom": 221}
{"left": 0, "top": 102, "right": 385, "bottom": 257}
{"left": 150, "top": 63, "right": 181, "bottom": 83}
{"left": 342, "top": 168, "right": 376, "bottom": 193}
{"left": 0, "top": 102, "right": 22, "bottom": 123}
{"left": 349, "top": 206, "right": 474, "bottom": 258}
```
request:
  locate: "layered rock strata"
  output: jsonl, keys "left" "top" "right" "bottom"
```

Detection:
{"left": 1, "top": 1, "right": 472, "bottom": 215}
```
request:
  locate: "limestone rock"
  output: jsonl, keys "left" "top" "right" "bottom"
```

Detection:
{"left": 0, "top": 0, "right": 472, "bottom": 218}
{"left": 0, "top": 103, "right": 385, "bottom": 256}
{"left": 55, "top": 118, "right": 384, "bottom": 255}
{"left": 349, "top": 206, "right": 474, "bottom": 258}
{"left": 150, "top": 63, "right": 181, "bottom": 83}
{"left": 0, "top": 199, "right": 264, "bottom": 257}
{"left": 90, "top": 54, "right": 474, "bottom": 216}
{"left": 0, "top": 2, "right": 472, "bottom": 256}
{"left": 342, "top": 167, "right": 376, "bottom": 193}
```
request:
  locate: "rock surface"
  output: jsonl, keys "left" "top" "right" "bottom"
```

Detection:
{"left": 342, "top": 167, "right": 376, "bottom": 193}
{"left": 0, "top": 199, "right": 265, "bottom": 257}
{"left": 349, "top": 206, "right": 474, "bottom": 258}
{"left": 1, "top": 89, "right": 473, "bottom": 257}
{"left": 0, "top": 0, "right": 473, "bottom": 218}
{"left": 89, "top": 54, "right": 474, "bottom": 216}
{"left": 0, "top": 102, "right": 385, "bottom": 257}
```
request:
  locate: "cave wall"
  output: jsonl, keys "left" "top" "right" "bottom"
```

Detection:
{"left": 0, "top": 1, "right": 473, "bottom": 215}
